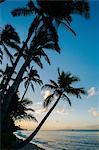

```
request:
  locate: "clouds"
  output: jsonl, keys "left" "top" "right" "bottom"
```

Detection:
{"left": 88, "top": 107, "right": 99, "bottom": 117}
{"left": 87, "top": 87, "right": 99, "bottom": 98}
{"left": 87, "top": 87, "right": 96, "bottom": 97}
{"left": 41, "top": 90, "right": 51, "bottom": 99}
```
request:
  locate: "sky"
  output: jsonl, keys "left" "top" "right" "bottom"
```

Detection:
{"left": 0, "top": 0, "right": 99, "bottom": 130}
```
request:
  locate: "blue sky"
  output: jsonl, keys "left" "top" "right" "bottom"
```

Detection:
{"left": 0, "top": 0, "right": 99, "bottom": 130}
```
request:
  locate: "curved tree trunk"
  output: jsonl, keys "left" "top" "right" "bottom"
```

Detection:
{"left": 1, "top": 15, "right": 40, "bottom": 95}
{"left": 1, "top": 33, "right": 31, "bottom": 95}
{"left": 21, "top": 84, "right": 29, "bottom": 101}
{"left": 2, "top": 56, "right": 31, "bottom": 119}
{"left": 15, "top": 95, "right": 61, "bottom": 149}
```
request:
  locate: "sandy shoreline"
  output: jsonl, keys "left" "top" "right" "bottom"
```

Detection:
{"left": 19, "top": 143, "right": 45, "bottom": 150}
{"left": 16, "top": 138, "right": 45, "bottom": 150}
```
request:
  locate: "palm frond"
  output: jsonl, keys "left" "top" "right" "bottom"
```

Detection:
{"left": 30, "top": 82, "right": 35, "bottom": 92}
{"left": 16, "top": 113, "right": 37, "bottom": 122}
{"left": 20, "top": 98, "right": 33, "bottom": 106}
{"left": 43, "top": 93, "right": 54, "bottom": 108}
{"left": 62, "top": 93, "right": 71, "bottom": 106}
{"left": 0, "top": 48, "right": 3, "bottom": 64}
{"left": 50, "top": 80, "right": 58, "bottom": 88}
{"left": 2, "top": 24, "right": 21, "bottom": 44}
{"left": 33, "top": 78, "right": 42, "bottom": 85}
{"left": 43, "top": 42, "right": 60, "bottom": 54}
{"left": 5, "top": 41, "right": 21, "bottom": 51}
{"left": 71, "top": 1, "right": 90, "bottom": 19}
{"left": 25, "top": 108, "right": 35, "bottom": 112}
{"left": 0, "top": 69, "right": 3, "bottom": 74}
{"left": 37, "top": 48, "right": 51, "bottom": 65}
{"left": 2, "top": 43, "right": 13, "bottom": 64}
{"left": 11, "top": 7, "right": 33, "bottom": 17}
{"left": 66, "top": 87, "right": 86, "bottom": 99}
{"left": 32, "top": 56, "right": 43, "bottom": 68}
{"left": 42, "top": 84, "right": 56, "bottom": 91}
{"left": 28, "top": 16, "right": 40, "bottom": 38}
{"left": 24, "top": 80, "right": 29, "bottom": 89}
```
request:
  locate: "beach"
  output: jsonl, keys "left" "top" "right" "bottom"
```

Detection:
{"left": 15, "top": 130, "right": 99, "bottom": 150}
{"left": 19, "top": 142, "right": 45, "bottom": 150}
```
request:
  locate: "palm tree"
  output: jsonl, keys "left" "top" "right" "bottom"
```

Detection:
{"left": 15, "top": 69, "right": 86, "bottom": 148}
{"left": 2, "top": 92, "right": 37, "bottom": 149}
{"left": 0, "top": 65, "right": 16, "bottom": 92}
{"left": 0, "top": 24, "right": 21, "bottom": 64}
{"left": 11, "top": 0, "right": 90, "bottom": 35}
{"left": 21, "top": 67, "right": 42, "bottom": 100}
{"left": 3, "top": 0, "right": 90, "bottom": 119}
{"left": 37, "top": 0, "right": 90, "bottom": 32}
{"left": 0, "top": 24, "right": 21, "bottom": 94}
{"left": 2, "top": 18, "right": 60, "bottom": 121}
{"left": 9, "top": 93, "right": 37, "bottom": 123}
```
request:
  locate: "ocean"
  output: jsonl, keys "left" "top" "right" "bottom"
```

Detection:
{"left": 15, "top": 130, "right": 99, "bottom": 150}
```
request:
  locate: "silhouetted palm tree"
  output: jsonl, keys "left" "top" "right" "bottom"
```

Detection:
{"left": 37, "top": 0, "right": 89, "bottom": 32}
{"left": 0, "top": 24, "right": 21, "bottom": 64}
{"left": 11, "top": 0, "right": 90, "bottom": 35}
{"left": 0, "top": 25, "right": 21, "bottom": 95}
{"left": 3, "top": 19, "right": 60, "bottom": 119}
{"left": 4, "top": 0, "right": 90, "bottom": 118}
{"left": 15, "top": 69, "right": 86, "bottom": 148}
{"left": 0, "top": 65, "right": 16, "bottom": 92}
{"left": 21, "top": 66, "right": 42, "bottom": 100}
{"left": 9, "top": 93, "right": 37, "bottom": 123}
{"left": 2, "top": 92, "right": 37, "bottom": 149}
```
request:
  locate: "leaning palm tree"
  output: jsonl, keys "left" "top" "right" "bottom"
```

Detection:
{"left": 3, "top": 0, "right": 90, "bottom": 120}
{"left": 21, "top": 66, "right": 42, "bottom": 100}
{"left": 15, "top": 69, "right": 86, "bottom": 148}
{"left": 0, "top": 24, "right": 21, "bottom": 94}
{"left": 2, "top": 92, "right": 37, "bottom": 149}
{"left": 2, "top": 18, "right": 60, "bottom": 121}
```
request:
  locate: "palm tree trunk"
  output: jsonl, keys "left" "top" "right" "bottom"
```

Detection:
{"left": 21, "top": 84, "right": 29, "bottom": 101}
{"left": 2, "top": 56, "right": 30, "bottom": 116}
{"left": 1, "top": 35, "right": 30, "bottom": 95}
{"left": 15, "top": 95, "right": 61, "bottom": 149}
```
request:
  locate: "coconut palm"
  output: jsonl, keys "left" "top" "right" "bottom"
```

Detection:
{"left": 8, "top": 93, "right": 37, "bottom": 123}
{"left": 11, "top": 0, "right": 90, "bottom": 35}
{"left": 15, "top": 69, "right": 86, "bottom": 148}
{"left": 21, "top": 67, "right": 42, "bottom": 101}
{"left": 37, "top": 0, "right": 90, "bottom": 33}
{"left": 0, "top": 65, "right": 16, "bottom": 91}
{"left": 0, "top": 24, "right": 21, "bottom": 95}
{"left": 0, "top": 24, "right": 21, "bottom": 64}
{"left": 2, "top": 18, "right": 60, "bottom": 119}
{"left": 4, "top": 0, "right": 90, "bottom": 118}
{"left": 2, "top": 92, "right": 37, "bottom": 149}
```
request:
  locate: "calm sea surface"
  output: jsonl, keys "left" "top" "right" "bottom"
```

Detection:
{"left": 16, "top": 130, "right": 99, "bottom": 150}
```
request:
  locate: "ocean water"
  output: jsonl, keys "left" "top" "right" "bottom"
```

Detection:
{"left": 15, "top": 130, "right": 99, "bottom": 150}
